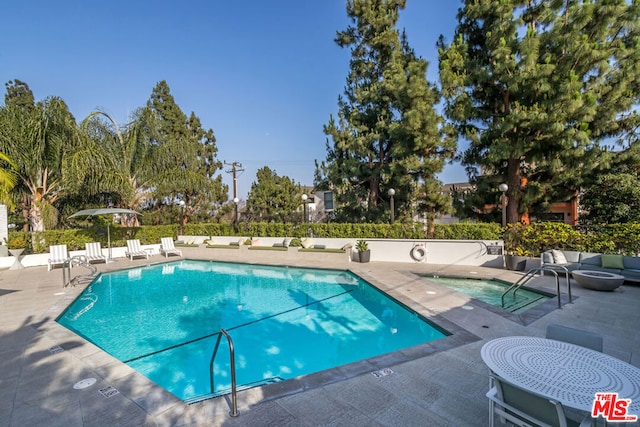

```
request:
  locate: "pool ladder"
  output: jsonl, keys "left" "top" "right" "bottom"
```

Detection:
{"left": 210, "top": 329, "right": 239, "bottom": 417}
{"left": 501, "top": 266, "right": 572, "bottom": 310}
{"left": 62, "top": 256, "right": 98, "bottom": 288}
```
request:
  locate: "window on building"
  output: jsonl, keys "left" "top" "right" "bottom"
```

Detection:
{"left": 324, "top": 192, "right": 334, "bottom": 211}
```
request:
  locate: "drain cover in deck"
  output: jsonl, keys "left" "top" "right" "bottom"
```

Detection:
{"left": 73, "top": 378, "right": 96, "bottom": 389}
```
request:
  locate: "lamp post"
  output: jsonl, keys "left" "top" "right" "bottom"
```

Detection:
{"left": 388, "top": 188, "right": 395, "bottom": 224}
{"left": 233, "top": 197, "right": 239, "bottom": 230}
{"left": 498, "top": 183, "right": 508, "bottom": 227}
{"left": 179, "top": 200, "right": 186, "bottom": 235}
{"left": 301, "top": 194, "right": 308, "bottom": 223}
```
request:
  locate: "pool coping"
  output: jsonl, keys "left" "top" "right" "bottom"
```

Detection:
{"left": 51, "top": 259, "right": 482, "bottom": 407}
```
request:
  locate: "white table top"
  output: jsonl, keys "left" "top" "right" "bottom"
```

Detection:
{"left": 481, "top": 336, "right": 640, "bottom": 415}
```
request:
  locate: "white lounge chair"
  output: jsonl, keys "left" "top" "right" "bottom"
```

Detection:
{"left": 85, "top": 242, "right": 107, "bottom": 264}
{"left": 125, "top": 239, "right": 149, "bottom": 260}
{"left": 48, "top": 244, "right": 70, "bottom": 271}
{"left": 160, "top": 237, "right": 182, "bottom": 258}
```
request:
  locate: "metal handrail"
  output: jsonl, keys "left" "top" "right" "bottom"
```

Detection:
{"left": 66, "top": 256, "right": 98, "bottom": 287}
{"left": 62, "top": 256, "right": 100, "bottom": 288}
{"left": 210, "top": 329, "right": 239, "bottom": 417}
{"left": 501, "top": 266, "right": 570, "bottom": 309}
{"left": 501, "top": 269, "right": 538, "bottom": 307}
{"left": 538, "top": 264, "right": 572, "bottom": 303}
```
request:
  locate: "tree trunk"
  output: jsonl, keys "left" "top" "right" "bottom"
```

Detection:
{"left": 29, "top": 198, "right": 44, "bottom": 232}
{"left": 369, "top": 175, "right": 380, "bottom": 209}
{"left": 506, "top": 159, "right": 521, "bottom": 224}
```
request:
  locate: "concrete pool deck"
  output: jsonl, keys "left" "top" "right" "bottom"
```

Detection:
{"left": 1, "top": 246, "right": 639, "bottom": 426}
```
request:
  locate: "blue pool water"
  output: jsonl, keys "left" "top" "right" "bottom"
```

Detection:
{"left": 425, "top": 276, "right": 551, "bottom": 313}
{"left": 58, "top": 261, "right": 448, "bottom": 402}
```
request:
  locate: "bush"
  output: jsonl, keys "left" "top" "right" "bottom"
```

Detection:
{"left": 13, "top": 221, "right": 640, "bottom": 256}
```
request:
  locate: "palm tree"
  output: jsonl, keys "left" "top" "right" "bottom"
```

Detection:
{"left": 65, "top": 110, "right": 157, "bottom": 227}
{"left": 0, "top": 97, "right": 75, "bottom": 231}
{"left": 0, "top": 152, "right": 17, "bottom": 207}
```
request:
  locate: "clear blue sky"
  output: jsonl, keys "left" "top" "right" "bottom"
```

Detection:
{"left": 0, "top": 0, "right": 465, "bottom": 200}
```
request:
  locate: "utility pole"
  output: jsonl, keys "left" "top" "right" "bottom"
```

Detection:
{"left": 225, "top": 161, "right": 244, "bottom": 229}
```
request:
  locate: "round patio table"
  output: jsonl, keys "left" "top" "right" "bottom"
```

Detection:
{"left": 572, "top": 270, "right": 624, "bottom": 291}
{"left": 481, "top": 336, "right": 640, "bottom": 416}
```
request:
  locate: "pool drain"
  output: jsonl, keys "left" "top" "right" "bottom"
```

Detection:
{"left": 49, "top": 345, "right": 63, "bottom": 354}
{"left": 73, "top": 378, "right": 96, "bottom": 390}
{"left": 371, "top": 368, "right": 394, "bottom": 378}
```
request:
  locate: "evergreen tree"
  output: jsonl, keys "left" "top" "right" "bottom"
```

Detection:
{"left": 319, "top": 0, "right": 454, "bottom": 223}
{"left": 4, "top": 79, "right": 35, "bottom": 110}
{"left": 245, "top": 166, "right": 301, "bottom": 223}
{"left": 580, "top": 142, "right": 640, "bottom": 224}
{"left": 438, "top": 0, "right": 640, "bottom": 224}
{"left": 580, "top": 172, "right": 640, "bottom": 225}
{"left": 143, "top": 81, "right": 227, "bottom": 226}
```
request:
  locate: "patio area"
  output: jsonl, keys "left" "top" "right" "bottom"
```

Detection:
{"left": 1, "top": 246, "right": 639, "bottom": 426}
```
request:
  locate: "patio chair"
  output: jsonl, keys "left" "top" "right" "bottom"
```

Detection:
{"left": 160, "top": 237, "right": 182, "bottom": 258}
{"left": 48, "top": 244, "right": 70, "bottom": 271}
{"left": 546, "top": 324, "right": 603, "bottom": 352}
{"left": 487, "top": 374, "right": 594, "bottom": 427}
{"left": 125, "top": 239, "right": 149, "bottom": 261}
{"left": 84, "top": 242, "right": 107, "bottom": 264}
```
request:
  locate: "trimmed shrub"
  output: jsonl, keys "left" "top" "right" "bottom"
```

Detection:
{"left": 10, "top": 221, "right": 640, "bottom": 256}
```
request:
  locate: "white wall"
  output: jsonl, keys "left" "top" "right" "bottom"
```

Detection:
{"left": 2, "top": 239, "right": 504, "bottom": 269}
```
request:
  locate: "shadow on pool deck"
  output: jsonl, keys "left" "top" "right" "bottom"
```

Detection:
{"left": 1, "top": 249, "right": 639, "bottom": 426}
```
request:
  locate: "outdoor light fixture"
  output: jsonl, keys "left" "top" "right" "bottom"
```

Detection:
{"left": 388, "top": 188, "right": 396, "bottom": 224}
{"left": 301, "top": 194, "right": 308, "bottom": 223}
{"left": 498, "top": 183, "right": 508, "bottom": 226}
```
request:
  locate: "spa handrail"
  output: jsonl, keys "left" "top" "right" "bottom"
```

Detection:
{"left": 210, "top": 328, "right": 239, "bottom": 417}
{"left": 501, "top": 267, "right": 570, "bottom": 309}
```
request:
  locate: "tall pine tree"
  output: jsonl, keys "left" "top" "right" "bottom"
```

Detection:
{"left": 143, "top": 81, "right": 227, "bottom": 226}
{"left": 438, "top": 0, "right": 640, "bottom": 224}
{"left": 319, "top": 0, "right": 454, "bottom": 223}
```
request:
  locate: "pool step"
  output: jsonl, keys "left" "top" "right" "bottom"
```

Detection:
{"left": 503, "top": 295, "right": 546, "bottom": 313}
{"left": 184, "top": 376, "right": 285, "bottom": 404}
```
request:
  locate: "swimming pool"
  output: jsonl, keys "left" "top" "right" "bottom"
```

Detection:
{"left": 57, "top": 261, "right": 448, "bottom": 402}
{"left": 424, "top": 276, "right": 551, "bottom": 313}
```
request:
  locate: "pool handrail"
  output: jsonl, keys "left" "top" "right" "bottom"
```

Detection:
{"left": 501, "top": 266, "right": 571, "bottom": 309}
{"left": 210, "top": 328, "right": 239, "bottom": 417}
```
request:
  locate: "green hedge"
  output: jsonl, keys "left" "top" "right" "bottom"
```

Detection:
{"left": 7, "top": 221, "right": 640, "bottom": 256}
{"left": 6, "top": 224, "right": 180, "bottom": 253}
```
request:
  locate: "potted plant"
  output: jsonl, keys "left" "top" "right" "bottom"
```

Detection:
{"left": 504, "top": 247, "right": 532, "bottom": 271}
{"left": 7, "top": 236, "right": 27, "bottom": 270}
{"left": 7, "top": 236, "right": 27, "bottom": 250}
{"left": 503, "top": 223, "right": 533, "bottom": 271}
{"left": 355, "top": 240, "right": 370, "bottom": 263}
